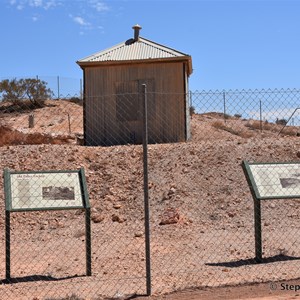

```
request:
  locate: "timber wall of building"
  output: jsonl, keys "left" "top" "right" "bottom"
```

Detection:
{"left": 83, "top": 61, "right": 189, "bottom": 146}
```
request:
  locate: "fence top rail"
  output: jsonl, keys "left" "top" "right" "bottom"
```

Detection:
{"left": 192, "top": 87, "right": 300, "bottom": 95}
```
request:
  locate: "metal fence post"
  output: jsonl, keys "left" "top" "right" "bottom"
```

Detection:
{"left": 57, "top": 76, "right": 60, "bottom": 100}
{"left": 223, "top": 91, "right": 227, "bottom": 123}
{"left": 259, "top": 99, "right": 262, "bottom": 132}
{"left": 29, "top": 114, "right": 35, "bottom": 128}
{"left": 80, "top": 78, "right": 83, "bottom": 100}
{"left": 142, "top": 83, "right": 151, "bottom": 296}
{"left": 67, "top": 113, "right": 71, "bottom": 134}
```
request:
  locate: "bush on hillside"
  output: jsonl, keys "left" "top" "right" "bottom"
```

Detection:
{"left": 0, "top": 78, "right": 53, "bottom": 108}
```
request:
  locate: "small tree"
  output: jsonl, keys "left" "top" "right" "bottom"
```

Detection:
{"left": 275, "top": 118, "right": 288, "bottom": 126}
{"left": 0, "top": 78, "right": 53, "bottom": 107}
{"left": 189, "top": 105, "right": 195, "bottom": 117}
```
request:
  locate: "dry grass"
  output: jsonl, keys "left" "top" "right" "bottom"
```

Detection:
{"left": 279, "top": 126, "right": 298, "bottom": 136}
{"left": 212, "top": 121, "right": 253, "bottom": 138}
{"left": 237, "top": 131, "right": 255, "bottom": 138}
{"left": 245, "top": 120, "right": 298, "bottom": 136}
{"left": 245, "top": 120, "right": 272, "bottom": 131}
{"left": 212, "top": 121, "right": 236, "bottom": 132}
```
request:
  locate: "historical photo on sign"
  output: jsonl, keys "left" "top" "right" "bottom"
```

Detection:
{"left": 248, "top": 163, "right": 300, "bottom": 198}
{"left": 42, "top": 186, "right": 75, "bottom": 201}
{"left": 10, "top": 172, "right": 83, "bottom": 210}
{"left": 279, "top": 173, "right": 300, "bottom": 189}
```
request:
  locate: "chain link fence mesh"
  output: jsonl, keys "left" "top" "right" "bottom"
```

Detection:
{"left": 0, "top": 76, "right": 83, "bottom": 100}
{"left": 0, "top": 86, "right": 299, "bottom": 299}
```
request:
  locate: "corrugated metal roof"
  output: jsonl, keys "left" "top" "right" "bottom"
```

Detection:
{"left": 77, "top": 37, "right": 190, "bottom": 63}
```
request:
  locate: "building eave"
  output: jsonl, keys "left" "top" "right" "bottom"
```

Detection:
{"left": 77, "top": 55, "right": 193, "bottom": 76}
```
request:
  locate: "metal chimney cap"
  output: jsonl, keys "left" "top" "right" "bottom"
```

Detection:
{"left": 132, "top": 24, "right": 142, "bottom": 41}
{"left": 132, "top": 24, "right": 142, "bottom": 30}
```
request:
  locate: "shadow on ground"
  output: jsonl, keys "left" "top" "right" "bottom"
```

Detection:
{"left": 206, "top": 254, "right": 300, "bottom": 268}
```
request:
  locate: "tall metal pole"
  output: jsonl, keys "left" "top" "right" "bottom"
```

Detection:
{"left": 142, "top": 83, "right": 151, "bottom": 296}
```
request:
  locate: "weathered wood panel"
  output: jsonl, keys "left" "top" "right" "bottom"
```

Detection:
{"left": 84, "top": 61, "right": 189, "bottom": 146}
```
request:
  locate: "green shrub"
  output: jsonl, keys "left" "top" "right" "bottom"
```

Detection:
{"left": 0, "top": 78, "right": 53, "bottom": 108}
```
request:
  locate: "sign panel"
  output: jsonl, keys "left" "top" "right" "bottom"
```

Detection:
{"left": 3, "top": 168, "right": 91, "bottom": 278}
{"left": 245, "top": 162, "right": 300, "bottom": 199}
{"left": 242, "top": 161, "right": 300, "bottom": 262}
{"left": 4, "top": 169, "right": 88, "bottom": 211}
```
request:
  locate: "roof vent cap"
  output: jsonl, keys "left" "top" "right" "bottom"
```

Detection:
{"left": 132, "top": 24, "right": 142, "bottom": 41}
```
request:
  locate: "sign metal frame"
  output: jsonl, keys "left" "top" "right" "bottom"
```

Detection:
{"left": 242, "top": 161, "right": 300, "bottom": 263}
{"left": 3, "top": 168, "right": 91, "bottom": 279}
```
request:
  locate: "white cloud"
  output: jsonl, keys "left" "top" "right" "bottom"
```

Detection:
{"left": 72, "top": 16, "right": 91, "bottom": 27}
{"left": 248, "top": 107, "right": 300, "bottom": 123}
{"left": 29, "top": 0, "right": 43, "bottom": 7}
{"left": 9, "top": 0, "right": 60, "bottom": 10}
{"left": 43, "top": 0, "right": 59, "bottom": 10}
{"left": 88, "top": 0, "right": 109, "bottom": 12}
{"left": 9, "top": 0, "right": 24, "bottom": 10}
{"left": 8, "top": 0, "right": 108, "bottom": 30}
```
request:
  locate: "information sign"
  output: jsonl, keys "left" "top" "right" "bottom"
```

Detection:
{"left": 4, "top": 169, "right": 89, "bottom": 211}
{"left": 3, "top": 168, "right": 91, "bottom": 279}
{"left": 245, "top": 162, "right": 300, "bottom": 199}
{"left": 242, "top": 161, "right": 300, "bottom": 263}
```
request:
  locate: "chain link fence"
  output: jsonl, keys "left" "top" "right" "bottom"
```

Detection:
{"left": 0, "top": 76, "right": 83, "bottom": 100}
{"left": 0, "top": 87, "right": 299, "bottom": 299}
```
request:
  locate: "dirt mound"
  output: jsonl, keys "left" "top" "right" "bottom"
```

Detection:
{"left": 0, "top": 106, "right": 299, "bottom": 299}
{"left": 0, "top": 99, "right": 83, "bottom": 137}
{"left": 0, "top": 125, "right": 74, "bottom": 146}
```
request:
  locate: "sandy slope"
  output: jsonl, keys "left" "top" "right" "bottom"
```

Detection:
{"left": 0, "top": 101, "right": 299, "bottom": 299}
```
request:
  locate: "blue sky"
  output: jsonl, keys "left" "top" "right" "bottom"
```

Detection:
{"left": 1, "top": 0, "right": 300, "bottom": 93}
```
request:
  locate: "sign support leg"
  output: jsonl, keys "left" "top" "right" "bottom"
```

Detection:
{"left": 5, "top": 211, "right": 11, "bottom": 280}
{"left": 85, "top": 208, "right": 92, "bottom": 276}
{"left": 254, "top": 198, "right": 262, "bottom": 263}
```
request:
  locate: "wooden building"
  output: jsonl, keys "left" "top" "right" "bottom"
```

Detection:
{"left": 77, "top": 25, "right": 193, "bottom": 146}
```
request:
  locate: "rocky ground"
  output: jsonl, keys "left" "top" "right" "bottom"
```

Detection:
{"left": 0, "top": 100, "right": 299, "bottom": 300}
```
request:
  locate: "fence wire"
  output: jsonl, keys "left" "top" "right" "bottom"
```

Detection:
{"left": 0, "top": 87, "right": 299, "bottom": 299}
{"left": 0, "top": 76, "right": 83, "bottom": 100}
